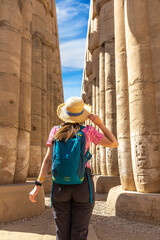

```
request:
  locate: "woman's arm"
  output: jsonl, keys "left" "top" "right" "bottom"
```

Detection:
{"left": 29, "top": 145, "right": 53, "bottom": 203}
{"left": 88, "top": 114, "right": 119, "bottom": 148}
{"left": 37, "top": 145, "right": 53, "bottom": 183}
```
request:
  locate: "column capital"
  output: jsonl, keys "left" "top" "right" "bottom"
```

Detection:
{"left": 96, "top": 0, "right": 111, "bottom": 15}
{"left": 86, "top": 61, "right": 93, "bottom": 77}
{"left": 89, "top": 32, "right": 99, "bottom": 53}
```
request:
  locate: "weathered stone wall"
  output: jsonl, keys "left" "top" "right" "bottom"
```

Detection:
{"left": 82, "top": 0, "right": 160, "bottom": 193}
{"left": 0, "top": 0, "right": 63, "bottom": 184}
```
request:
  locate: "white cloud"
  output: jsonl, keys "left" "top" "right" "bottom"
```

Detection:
{"left": 63, "top": 80, "right": 81, "bottom": 87}
{"left": 56, "top": 0, "right": 89, "bottom": 40}
{"left": 60, "top": 38, "right": 87, "bottom": 69}
{"left": 55, "top": 0, "right": 90, "bottom": 100}
{"left": 62, "top": 66, "right": 81, "bottom": 73}
{"left": 58, "top": 20, "right": 87, "bottom": 39}
{"left": 56, "top": 0, "right": 89, "bottom": 20}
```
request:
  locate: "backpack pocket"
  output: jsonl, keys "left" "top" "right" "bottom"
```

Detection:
{"left": 52, "top": 158, "right": 58, "bottom": 179}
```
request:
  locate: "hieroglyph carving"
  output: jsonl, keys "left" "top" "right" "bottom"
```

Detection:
{"left": 135, "top": 142, "right": 149, "bottom": 185}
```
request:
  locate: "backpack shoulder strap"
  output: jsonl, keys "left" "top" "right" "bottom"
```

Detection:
{"left": 76, "top": 125, "right": 85, "bottom": 135}
{"left": 77, "top": 125, "right": 92, "bottom": 163}
{"left": 79, "top": 125, "right": 85, "bottom": 131}
{"left": 76, "top": 125, "right": 86, "bottom": 139}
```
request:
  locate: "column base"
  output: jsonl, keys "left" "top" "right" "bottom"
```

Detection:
{"left": 0, "top": 182, "right": 45, "bottom": 223}
{"left": 107, "top": 185, "right": 160, "bottom": 224}
{"left": 93, "top": 175, "right": 120, "bottom": 193}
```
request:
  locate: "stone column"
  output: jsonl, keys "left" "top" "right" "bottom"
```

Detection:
{"left": 114, "top": 0, "right": 135, "bottom": 190}
{"left": 99, "top": 44, "right": 107, "bottom": 175}
{"left": 88, "top": 17, "right": 97, "bottom": 173}
{"left": 0, "top": 1, "right": 22, "bottom": 184}
{"left": 29, "top": 37, "right": 42, "bottom": 177}
{"left": 84, "top": 71, "right": 90, "bottom": 127}
{"left": 147, "top": 0, "right": 160, "bottom": 142}
{"left": 52, "top": 48, "right": 58, "bottom": 126}
{"left": 89, "top": 7, "right": 100, "bottom": 174}
{"left": 88, "top": 73, "right": 93, "bottom": 170}
{"left": 41, "top": 43, "right": 48, "bottom": 160}
{"left": 49, "top": 59, "right": 57, "bottom": 128}
{"left": 50, "top": 50, "right": 57, "bottom": 128}
{"left": 56, "top": 76, "right": 61, "bottom": 126}
{"left": 92, "top": 47, "right": 99, "bottom": 173}
{"left": 88, "top": 75, "right": 93, "bottom": 110}
{"left": 52, "top": 18, "right": 57, "bottom": 126}
{"left": 125, "top": 0, "right": 160, "bottom": 192}
{"left": 49, "top": 12, "right": 56, "bottom": 130}
{"left": 46, "top": 46, "right": 51, "bottom": 134}
{"left": 92, "top": 77, "right": 96, "bottom": 173}
{"left": 103, "top": 0, "right": 118, "bottom": 176}
{"left": 86, "top": 54, "right": 93, "bottom": 129}
{"left": 60, "top": 75, "right": 64, "bottom": 104}
{"left": 53, "top": 72, "right": 58, "bottom": 126}
{"left": 93, "top": 14, "right": 101, "bottom": 174}
{"left": 14, "top": 1, "right": 32, "bottom": 183}
{"left": 54, "top": 49, "right": 60, "bottom": 126}
{"left": 55, "top": 56, "right": 63, "bottom": 126}
{"left": 86, "top": 51, "right": 93, "bottom": 167}
{"left": 46, "top": 10, "right": 52, "bottom": 132}
{"left": 28, "top": 0, "right": 44, "bottom": 177}
{"left": 95, "top": 75, "right": 101, "bottom": 174}
{"left": 50, "top": 63, "right": 54, "bottom": 129}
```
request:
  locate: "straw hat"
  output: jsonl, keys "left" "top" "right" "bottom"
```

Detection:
{"left": 57, "top": 97, "right": 91, "bottom": 123}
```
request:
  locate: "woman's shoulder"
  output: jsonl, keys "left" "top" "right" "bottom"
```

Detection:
{"left": 51, "top": 125, "right": 59, "bottom": 130}
{"left": 49, "top": 125, "right": 59, "bottom": 135}
{"left": 82, "top": 124, "right": 104, "bottom": 144}
{"left": 81, "top": 124, "right": 95, "bottom": 133}
{"left": 46, "top": 126, "right": 59, "bottom": 146}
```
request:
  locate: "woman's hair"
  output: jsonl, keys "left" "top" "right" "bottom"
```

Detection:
{"left": 51, "top": 122, "right": 81, "bottom": 143}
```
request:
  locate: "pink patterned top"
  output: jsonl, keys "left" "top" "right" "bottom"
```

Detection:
{"left": 46, "top": 125, "right": 104, "bottom": 168}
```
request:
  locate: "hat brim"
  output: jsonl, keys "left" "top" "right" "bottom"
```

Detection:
{"left": 57, "top": 103, "right": 92, "bottom": 123}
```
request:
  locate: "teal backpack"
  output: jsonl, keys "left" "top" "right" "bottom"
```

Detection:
{"left": 51, "top": 126, "right": 92, "bottom": 206}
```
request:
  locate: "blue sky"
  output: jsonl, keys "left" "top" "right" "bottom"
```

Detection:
{"left": 55, "top": 0, "right": 90, "bottom": 101}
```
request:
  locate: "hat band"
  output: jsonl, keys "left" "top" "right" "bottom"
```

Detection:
{"left": 65, "top": 109, "right": 84, "bottom": 117}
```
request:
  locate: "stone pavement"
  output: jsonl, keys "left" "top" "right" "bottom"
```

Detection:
{"left": 0, "top": 194, "right": 98, "bottom": 240}
{"left": 0, "top": 219, "right": 98, "bottom": 240}
{"left": 0, "top": 220, "right": 98, "bottom": 240}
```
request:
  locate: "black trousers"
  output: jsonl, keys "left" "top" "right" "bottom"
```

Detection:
{"left": 52, "top": 168, "right": 95, "bottom": 240}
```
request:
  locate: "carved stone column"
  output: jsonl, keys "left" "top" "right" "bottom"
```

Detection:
{"left": 56, "top": 75, "right": 62, "bottom": 125}
{"left": 28, "top": 0, "right": 43, "bottom": 177}
{"left": 88, "top": 73, "right": 93, "bottom": 162}
{"left": 92, "top": 48, "right": 99, "bottom": 173}
{"left": 89, "top": 8, "right": 100, "bottom": 174}
{"left": 147, "top": 0, "right": 160, "bottom": 142}
{"left": 52, "top": 71, "right": 57, "bottom": 125}
{"left": 92, "top": 76, "right": 96, "bottom": 173}
{"left": 95, "top": 74, "right": 101, "bottom": 174}
{"left": 97, "top": 0, "right": 118, "bottom": 176}
{"left": 41, "top": 44, "right": 48, "bottom": 160}
{"left": 101, "top": 0, "right": 118, "bottom": 176}
{"left": 14, "top": 1, "right": 32, "bottom": 182}
{"left": 86, "top": 57, "right": 93, "bottom": 131}
{"left": 0, "top": 0, "right": 22, "bottom": 184}
{"left": 125, "top": 0, "right": 160, "bottom": 192}
{"left": 52, "top": 49, "right": 58, "bottom": 126}
{"left": 46, "top": 46, "right": 51, "bottom": 133}
{"left": 99, "top": 44, "right": 107, "bottom": 175}
{"left": 114, "top": 0, "right": 135, "bottom": 190}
